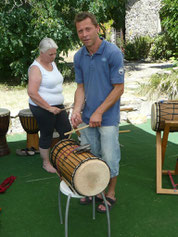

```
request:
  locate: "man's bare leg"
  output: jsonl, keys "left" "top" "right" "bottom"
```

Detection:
{"left": 97, "top": 176, "right": 117, "bottom": 212}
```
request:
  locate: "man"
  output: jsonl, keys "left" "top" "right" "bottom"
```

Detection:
{"left": 71, "top": 12, "right": 124, "bottom": 213}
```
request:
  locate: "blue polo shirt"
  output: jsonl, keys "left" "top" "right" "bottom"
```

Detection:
{"left": 74, "top": 39, "right": 124, "bottom": 126}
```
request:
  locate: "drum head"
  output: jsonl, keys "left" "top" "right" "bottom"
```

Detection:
{"left": 19, "top": 109, "right": 33, "bottom": 117}
{"left": 0, "top": 108, "right": 10, "bottom": 116}
{"left": 151, "top": 103, "right": 158, "bottom": 131}
{"left": 73, "top": 159, "right": 110, "bottom": 196}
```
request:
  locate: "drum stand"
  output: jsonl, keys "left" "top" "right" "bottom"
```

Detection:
{"left": 58, "top": 180, "right": 111, "bottom": 237}
{"left": 156, "top": 121, "right": 178, "bottom": 195}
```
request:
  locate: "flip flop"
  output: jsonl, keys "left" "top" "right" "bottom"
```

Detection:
{"left": 79, "top": 196, "right": 103, "bottom": 205}
{"left": 16, "top": 148, "right": 35, "bottom": 156}
{"left": 29, "top": 147, "right": 40, "bottom": 154}
{"left": 97, "top": 197, "right": 116, "bottom": 213}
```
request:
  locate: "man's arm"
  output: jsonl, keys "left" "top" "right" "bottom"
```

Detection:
{"left": 89, "top": 83, "right": 124, "bottom": 127}
{"left": 71, "top": 83, "right": 85, "bottom": 128}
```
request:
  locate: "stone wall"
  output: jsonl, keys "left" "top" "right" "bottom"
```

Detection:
{"left": 125, "top": 0, "right": 161, "bottom": 41}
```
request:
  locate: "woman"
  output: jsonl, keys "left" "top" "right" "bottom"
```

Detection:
{"left": 28, "top": 37, "right": 71, "bottom": 173}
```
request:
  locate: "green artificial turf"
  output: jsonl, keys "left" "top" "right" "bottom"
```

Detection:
{"left": 0, "top": 120, "right": 178, "bottom": 237}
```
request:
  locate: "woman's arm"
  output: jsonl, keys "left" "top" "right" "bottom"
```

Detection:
{"left": 28, "top": 66, "right": 61, "bottom": 114}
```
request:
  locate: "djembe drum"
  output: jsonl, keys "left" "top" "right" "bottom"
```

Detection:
{"left": 50, "top": 139, "right": 110, "bottom": 196}
{"left": 51, "top": 129, "right": 60, "bottom": 149}
{"left": 151, "top": 101, "right": 178, "bottom": 132}
{"left": 0, "top": 108, "right": 10, "bottom": 157}
{"left": 18, "top": 109, "right": 39, "bottom": 150}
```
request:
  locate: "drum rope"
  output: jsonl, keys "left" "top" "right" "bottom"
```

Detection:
{"left": 51, "top": 141, "right": 84, "bottom": 177}
{"left": 167, "top": 171, "right": 178, "bottom": 191}
{"left": 51, "top": 139, "right": 106, "bottom": 193}
{"left": 155, "top": 102, "right": 178, "bottom": 131}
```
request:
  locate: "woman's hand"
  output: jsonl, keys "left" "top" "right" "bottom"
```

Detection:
{"left": 48, "top": 106, "right": 61, "bottom": 115}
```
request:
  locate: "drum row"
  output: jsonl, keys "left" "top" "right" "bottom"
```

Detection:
{"left": 1, "top": 100, "right": 178, "bottom": 156}
{"left": 0, "top": 108, "right": 111, "bottom": 196}
{"left": 0, "top": 108, "right": 41, "bottom": 157}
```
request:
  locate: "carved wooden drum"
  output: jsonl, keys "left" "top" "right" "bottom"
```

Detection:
{"left": 151, "top": 101, "right": 178, "bottom": 131}
{"left": 50, "top": 139, "right": 110, "bottom": 196}
{"left": 0, "top": 108, "right": 10, "bottom": 156}
{"left": 19, "top": 109, "right": 39, "bottom": 149}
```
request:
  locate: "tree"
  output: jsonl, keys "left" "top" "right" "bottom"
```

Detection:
{"left": 0, "top": 0, "right": 126, "bottom": 83}
{"left": 160, "top": 0, "right": 178, "bottom": 57}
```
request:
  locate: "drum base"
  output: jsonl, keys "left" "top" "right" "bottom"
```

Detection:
{"left": 27, "top": 133, "right": 39, "bottom": 150}
{"left": 0, "top": 136, "right": 10, "bottom": 157}
{"left": 51, "top": 137, "right": 60, "bottom": 149}
{"left": 51, "top": 131, "right": 60, "bottom": 149}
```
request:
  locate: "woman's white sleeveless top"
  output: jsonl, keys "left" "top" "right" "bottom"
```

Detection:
{"left": 29, "top": 60, "right": 64, "bottom": 106}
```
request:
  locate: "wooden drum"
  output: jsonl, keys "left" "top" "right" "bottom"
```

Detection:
{"left": 0, "top": 108, "right": 10, "bottom": 157}
{"left": 19, "top": 109, "right": 39, "bottom": 149}
{"left": 151, "top": 101, "right": 178, "bottom": 131}
{"left": 50, "top": 139, "right": 110, "bottom": 196}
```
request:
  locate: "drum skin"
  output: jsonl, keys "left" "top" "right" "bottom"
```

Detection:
{"left": 0, "top": 108, "right": 10, "bottom": 156}
{"left": 151, "top": 101, "right": 178, "bottom": 132}
{"left": 50, "top": 139, "right": 110, "bottom": 196}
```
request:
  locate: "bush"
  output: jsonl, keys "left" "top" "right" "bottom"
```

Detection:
{"left": 149, "top": 32, "right": 176, "bottom": 60}
{"left": 138, "top": 69, "right": 178, "bottom": 100}
{"left": 124, "top": 36, "right": 152, "bottom": 61}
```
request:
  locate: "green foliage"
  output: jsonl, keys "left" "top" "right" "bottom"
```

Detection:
{"left": 149, "top": 33, "right": 175, "bottom": 60}
{"left": 138, "top": 69, "right": 178, "bottom": 99}
{"left": 59, "top": 63, "right": 75, "bottom": 83}
{"left": 0, "top": 0, "right": 126, "bottom": 84}
{"left": 160, "top": 0, "right": 178, "bottom": 46}
{"left": 150, "top": 0, "right": 178, "bottom": 61}
{"left": 124, "top": 36, "right": 152, "bottom": 61}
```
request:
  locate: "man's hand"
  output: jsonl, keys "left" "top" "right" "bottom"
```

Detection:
{"left": 71, "top": 111, "right": 83, "bottom": 128}
{"left": 89, "top": 111, "right": 102, "bottom": 127}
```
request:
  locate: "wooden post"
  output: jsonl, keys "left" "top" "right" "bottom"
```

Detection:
{"left": 156, "top": 121, "right": 178, "bottom": 195}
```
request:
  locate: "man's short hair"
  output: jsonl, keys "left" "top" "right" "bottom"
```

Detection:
{"left": 74, "top": 12, "right": 98, "bottom": 27}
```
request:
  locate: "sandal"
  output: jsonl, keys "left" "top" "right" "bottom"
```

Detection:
{"left": 16, "top": 148, "right": 35, "bottom": 156}
{"left": 29, "top": 147, "right": 40, "bottom": 154}
{"left": 97, "top": 197, "right": 116, "bottom": 213}
{"left": 79, "top": 195, "right": 103, "bottom": 205}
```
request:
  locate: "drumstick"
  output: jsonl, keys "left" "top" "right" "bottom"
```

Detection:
{"left": 65, "top": 125, "right": 131, "bottom": 136}
{"left": 60, "top": 106, "right": 73, "bottom": 111}
{"left": 64, "top": 125, "right": 89, "bottom": 136}
{"left": 10, "top": 115, "right": 19, "bottom": 118}
{"left": 119, "top": 129, "right": 131, "bottom": 133}
{"left": 120, "top": 107, "right": 133, "bottom": 112}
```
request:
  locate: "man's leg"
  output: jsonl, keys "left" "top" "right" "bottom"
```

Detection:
{"left": 107, "top": 176, "right": 117, "bottom": 199}
{"left": 97, "top": 126, "right": 120, "bottom": 212}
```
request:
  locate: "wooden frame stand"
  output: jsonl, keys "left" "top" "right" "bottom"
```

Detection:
{"left": 156, "top": 121, "right": 178, "bottom": 195}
